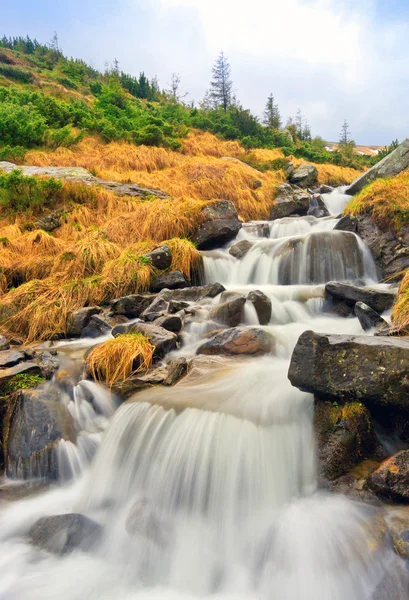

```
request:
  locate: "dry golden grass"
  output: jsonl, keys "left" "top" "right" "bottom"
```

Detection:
{"left": 314, "top": 164, "right": 361, "bottom": 186}
{"left": 100, "top": 243, "right": 157, "bottom": 298}
{"left": 86, "top": 333, "right": 154, "bottom": 386}
{"left": 391, "top": 271, "right": 409, "bottom": 333}
{"left": 180, "top": 130, "right": 242, "bottom": 157}
{"left": 164, "top": 238, "right": 202, "bottom": 282}
{"left": 345, "top": 171, "right": 409, "bottom": 230}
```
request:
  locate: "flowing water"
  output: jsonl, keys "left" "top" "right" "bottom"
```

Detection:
{"left": 0, "top": 188, "right": 407, "bottom": 599}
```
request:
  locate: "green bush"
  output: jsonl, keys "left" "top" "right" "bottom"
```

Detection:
{"left": 0, "top": 145, "right": 26, "bottom": 162}
{"left": 0, "top": 64, "right": 34, "bottom": 83}
{"left": 0, "top": 169, "right": 63, "bottom": 211}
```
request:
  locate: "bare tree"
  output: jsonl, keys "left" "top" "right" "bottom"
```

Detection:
{"left": 167, "top": 73, "right": 188, "bottom": 102}
{"left": 210, "top": 51, "right": 233, "bottom": 111}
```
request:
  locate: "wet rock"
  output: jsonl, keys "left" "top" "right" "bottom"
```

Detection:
{"left": 154, "top": 315, "right": 182, "bottom": 333}
{"left": 0, "top": 362, "right": 43, "bottom": 397}
{"left": 388, "top": 515, "right": 409, "bottom": 558}
{"left": 163, "top": 357, "right": 188, "bottom": 386}
{"left": 140, "top": 296, "right": 169, "bottom": 322}
{"left": 197, "top": 327, "right": 275, "bottom": 357}
{"left": 144, "top": 244, "right": 172, "bottom": 270}
{"left": 241, "top": 222, "right": 270, "bottom": 238}
{"left": 80, "top": 315, "right": 111, "bottom": 339}
{"left": 112, "top": 365, "right": 170, "bottom": 398}
{"left": 307, "top": 194, "right": 330, "bottom": 218}
{"left": 150, "top": 271, "right": 190, "bottom": 293}
{"left": 320, "top": 184, "right": 334, "bottom": 194}
{"left": 247, "top": 290, "right": 272, "bottom": 325}
{"left": 0, "top": 350, "right": 25, "bottom": 369}
{"left": 34, "top": 208, "right": 66, "bottom": 233}
{"left": 114, "top": 323, "right": 178, "bottom": 358}
{"left": 160, "top": 283, "right": 225, "bottom": 302}
{"left": 111, "top": 295, "right": 151, "bottom": 319}
{"left": 270, "top": 183, "right": 310, "bottom": 220}
{"left": 209, "top": 296, "right": 246, "bottom": 327}
{"left": 354, "top": 301, "right": 387, "bottom": 332}
{"left": 325, "top": 281, "right": 395, "bottom": 314}
{"left": 0, "top": 162, "right": 169, "bottom": 199}
{"left": 288, "top": 330, "right": 409, "bottom": 409}
{"left": 29, "top": 513, "right": 102, "bottom": 555}
{"left": 36, "top": 351, "right": 59, "bottom": 379}
{"left": 314, "top": 401, "right": 377, "bottom": 480}
{"left": 367, "top": 450, "right": 409, "bottom": 503}
{"left": 0, "top": 335, "right": 10, "bottom": 351}
{"left": 334, "top": 214, "right": 358, "bottom": 233}
{"left": 191, "top": 200, "right": 242, "bottom": 250}
{"left": 346, "top": 139, "right": 409, "bottom": 195}
{"left": 125, "top": 498, "right": 170, "bottom": 546}
{"left": 168, "top": 300, "right": 189, "bottom": 313}
{"left": 288, "top": 163, "right": 318, "bottom": 188}
{"left": 6, "top": 388, "right": 74, "bottom": 480}
{"left": 229, "top": 240, "right": 253, "bottom": 259}
{"left": 67, "top": 306, "right": 102, "bottom": 337}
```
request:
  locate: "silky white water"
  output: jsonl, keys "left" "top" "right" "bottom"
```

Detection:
{"left": 0, "top": 187, "right": 406, "bottom": 599}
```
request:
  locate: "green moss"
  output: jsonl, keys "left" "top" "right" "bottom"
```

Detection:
{"left": 1, "top": 373, "right": 45, "bottom": 396}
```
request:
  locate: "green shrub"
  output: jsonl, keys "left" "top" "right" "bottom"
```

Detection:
{"left": 0, "top": 64, "right": 34, "bottom": 83}
{"left": 0, "top": 169, "right": 63, "bottom": 211}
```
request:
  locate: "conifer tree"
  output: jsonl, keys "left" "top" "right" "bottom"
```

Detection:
{"left": 263, "top": 94, "right": 281, "bottom": 129}
{"left": 210, "top": 51, "right": 233, "bottom": 111}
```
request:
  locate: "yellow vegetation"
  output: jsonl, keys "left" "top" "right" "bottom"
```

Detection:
{"left": 313, "top": 164, "right": 362, "bottom": 186}
{"left": 391, "top": 271, "right": 409, "bottom": 334}
{"left": 86, "top": 333, "right": 154, "bottom": 386}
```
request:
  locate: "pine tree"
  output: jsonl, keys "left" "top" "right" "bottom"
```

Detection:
{"left": 167, "top": 73, "right": 188, "bottom": 103}
{"left": 295, "top": 109, "right": 304, "bottom": 139}
{"left": 263, "top": 94, "right": 281, "bottom": 129}
{"left": 339, "top": 118, "right": 351, "bottom": 144}
{"left": 210, "top": 51, "right": 233, "bottom": 112}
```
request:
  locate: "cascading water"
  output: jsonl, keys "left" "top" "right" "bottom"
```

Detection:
{"left": 0, "top": 186, "right": 406, "bottom": 599}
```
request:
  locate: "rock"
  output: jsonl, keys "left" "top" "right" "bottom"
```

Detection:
{"left": 270, "top": 183, "right": 310, "bottom": 220}
{"left": 354, "top": 302, "right": 387, "bottom": 332}
{"left": 67, "top": 306, "right": 102, "bottom": 337}
{"left": 247, "top": 290, "right": 272, "bottom": 325}
{"left": 191, "top": 200, "right": 242, "bottom": 250}
{"left": 229, "top": 240, "right": 253, "bottom": 259}
{"left": 367, "top": 450, "right": 409, "bottom": 503}
{"left": 125, "top": 498, "right": 170, "bottom": 546}
{"left": 241, "top": 222, "right": 270, "bottom": 238}
{"left": 334, "top": 215, "right": 358, "bottom": 233}
{"left": 0, "top": 350, "right": 25, "bottom": 369}
{"left": 6, "top": 388, "right": 74, "bottom": 480}
{"left": 154, "top": 315, "right": 182, "bottom": 333}
{"left": 36, "top": 351, "right": 59, "bottom": 379}
{"left": 325, "top": 281, "right": 395, "bottom": 314}
{"left": 80, "top": 315, "right": 111, "bottom": 339}
{"left": 160, "top": 283, "right": 225, "bottom": 303}
{"left": 314, "top": 401, "right": 377, "bottom": 480}
{"left": 0, "top": 362, "right": 43, "bottom": 397}
{"left": 346, "top": 139, "right": 409, "bottom": 196}
{"left": 163, "top": 357, "right": 188, "bottom": 386}
{"left": 168, "top": 300, "right": 189, "bottom": 313}
{"left": 150, "top": 271, "right": 190, "bottom": 293}
{"left": 288, "top": 330, "right": 409, "bottom": 409}
{"left": 140, "top": 296, "right": 169, "bottom": 322}
{"left": 388, "top": 516, "right": 409, "bottom": 557}
{"left": 288, "top": 163, "right": 318, "bottom": 188}
{"left": 34, "top": 208, "right": 66, "bottom": 233}
{"left": 110, "top": 295, "right": 151, "bottom": 319}
{"left": 113, "top": 323, "right": 178, "bottom": 358}
{"left": 0, "top": 162, "right": 169, "bottom": 199}
{"left": 307, "top": 194, "right": 330, "bottom": 218}
{"left": 209, "top": 297, "right": 246, "bottom": 327}
{"left": 320, "top": 184, "right": 334, "bottom": 194}
{"left": 112, "top": 365, "right": 170, "bottom": 398}
{"left": 29, "top": 513, "right": 102, "bottom": 554}
{"left": 0, "top": 335, "right": 10, "bottom": 351}
{"left": 197, "top": 327, "right": 275, "bottom": 357}
{"left": 144, "top": 245, "right": 172, "bottom": 270}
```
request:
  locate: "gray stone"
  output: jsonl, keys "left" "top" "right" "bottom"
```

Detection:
{"left": 197, "top": 327, "right": 275, "bottom": 357}
{"left": 67, "top": 306, "right": 102, "bottom": 337}
{"left": 320, "top": 184, "right": 334, "bottom": 194}
{"left": 36, "top": 351, "right": 59, "bottom": 379}
{"left": 247, "top": 290, "right": 272, "bottom": 325}
{"left": 111, "top": 295, "right": 151, "bottom": 318}
{"left": 288, "top": 163, "right": 318, "bottom": 188}
{"left": 144, "top": 245, "right": 172, "bottom": 270}
{"left": 0, "top": 335, "right": 10, "bottom": 351}
{"left": 160, "top": 283, "right": 225, "bottom": 302}
{"left": 0, "top": 362, "right": 43, "bottom": 397}
{"left": 0, "top": 350, "right": 25, "bottom": 369}
{"left": 112, "top": 365, "right": 170, "bottom": 398}
{"left": 229, "top": 240, "right": 253, "bottom": 259}
{"left": 163, "top": 357, "right": 188, "bottom": 386}
{"left": 346, "top": 139, "right": 409, "bottom": 195}
{"left": 140, "top": 296, "right": 169, "bottom": 322}
{"left": 29, "top": 513, "right": 102, "bottom": 554}
{"left": 325, "top": 281, "right": 396, "bottom": 314}
{"left": 288, "top": 330, "right": 409, "bottom": 409}
{"left": 114, "top": 323, "right": 178, "bottom": 358}
{"left": 168, "top": 300, "right": 189, "bottom": 313}
{"left": 367, "top": 450, "right": 409, "bottom": 503}
{"left": 34, "top": 208, "right": 66, "bottom": 233}
{"left": 209, "top": 297, "right": 246, "bottom": 327}
{"left": 154, "top": 315, "right": 182, "bottom": 333}
{"left": 80, "top": 315, "right": 111, "bottom": 339}
{"left": 270, "top": 183, "right": 310, "bottom": 220}
{"left": 307, "top": 194, "right": 330, "bottom": 218}
{"left": 150, "top": 271, "right": 190, "bottom": 293}
{"left": 334, "top": 215, "right": 358, "bottom": 233}
{"left": 354, "top": 301, "right": 387, "bottom": 332}
{"left": 191, "top": 200, "right": 242, "bottom": 250}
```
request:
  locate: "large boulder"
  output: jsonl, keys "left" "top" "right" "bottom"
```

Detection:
{"left": 0, "top": 350, "right": 25, "bottom": 369}
{"left": 80, "top": 315, "right": 111, "bottom": 338}
{"left": 29, "top": 513, "right": 102, "bottom": 554}
{"left": 334, "top": 215, "right": 358, "bottom": 233}
{"left": 160, "top": 283, "right": 225, "bottom": 303}
{"left": 150, "top": 271, "right": 190, "bottom": 293}
{"left": 143, "top": 244, "right": 172, "bottom": 270}
{"left": 315, "top": 401, "right": 377, "bottom": 480}
{"left": 191, "top": 200, "right": 242, "bottom": 250}
{"left": 346, "top": 139, "right": 409, "bottom": 196}
{"left": 197, "top": 327, "right": 275, "bottom": 357}
{"left": 325, "top": 281, "right": 395, "bottom": 314}
{"left": 209, "top": 296, "right": 246, "bottom": 327}
{"left": 0, "top": 362, "right": 43, "bottom": 397}
{"left": 288, "top": 163, "right": 318, "bottom": 188}
{"left": 6, "top": 388, "right": 74, "bottom": 480}
{"left": 270, "top": 183, "right": 310, "bottom": 220}
{"left": 307, "top": 194, "right": 330, "bottom": 218}
{"left": 246, "top": 290, "right": 272, "bottom": 325}
{"left": 354, "top": 301, "right": 387, "bottom": 332}
{"left": 288, "top": 331, "right": 409, "bottom": 409}
{"left": 229, "top": 240, "right": 253, "bottom": 259}
{"left": 67, "top": 306, "right": 102, "bottom": 337}
{"left": 366, "top": 450, "right": 409, "bottom": 503}
{"left": 113, "top": 323, "right": 178, "bottom": 357}
{"left": 154, "top": 315, "right": 182, "bottom": 333}
{"left": 110, "top": 295, "right": 151, "bottom": 318}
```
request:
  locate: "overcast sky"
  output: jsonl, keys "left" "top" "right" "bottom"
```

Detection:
{"left": 3, "top": 0, "right": 409, "bottom": 144}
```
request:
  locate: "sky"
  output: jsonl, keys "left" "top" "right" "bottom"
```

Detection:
{"left": 2, "top": 0, "right": 409, "bottom": 145}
